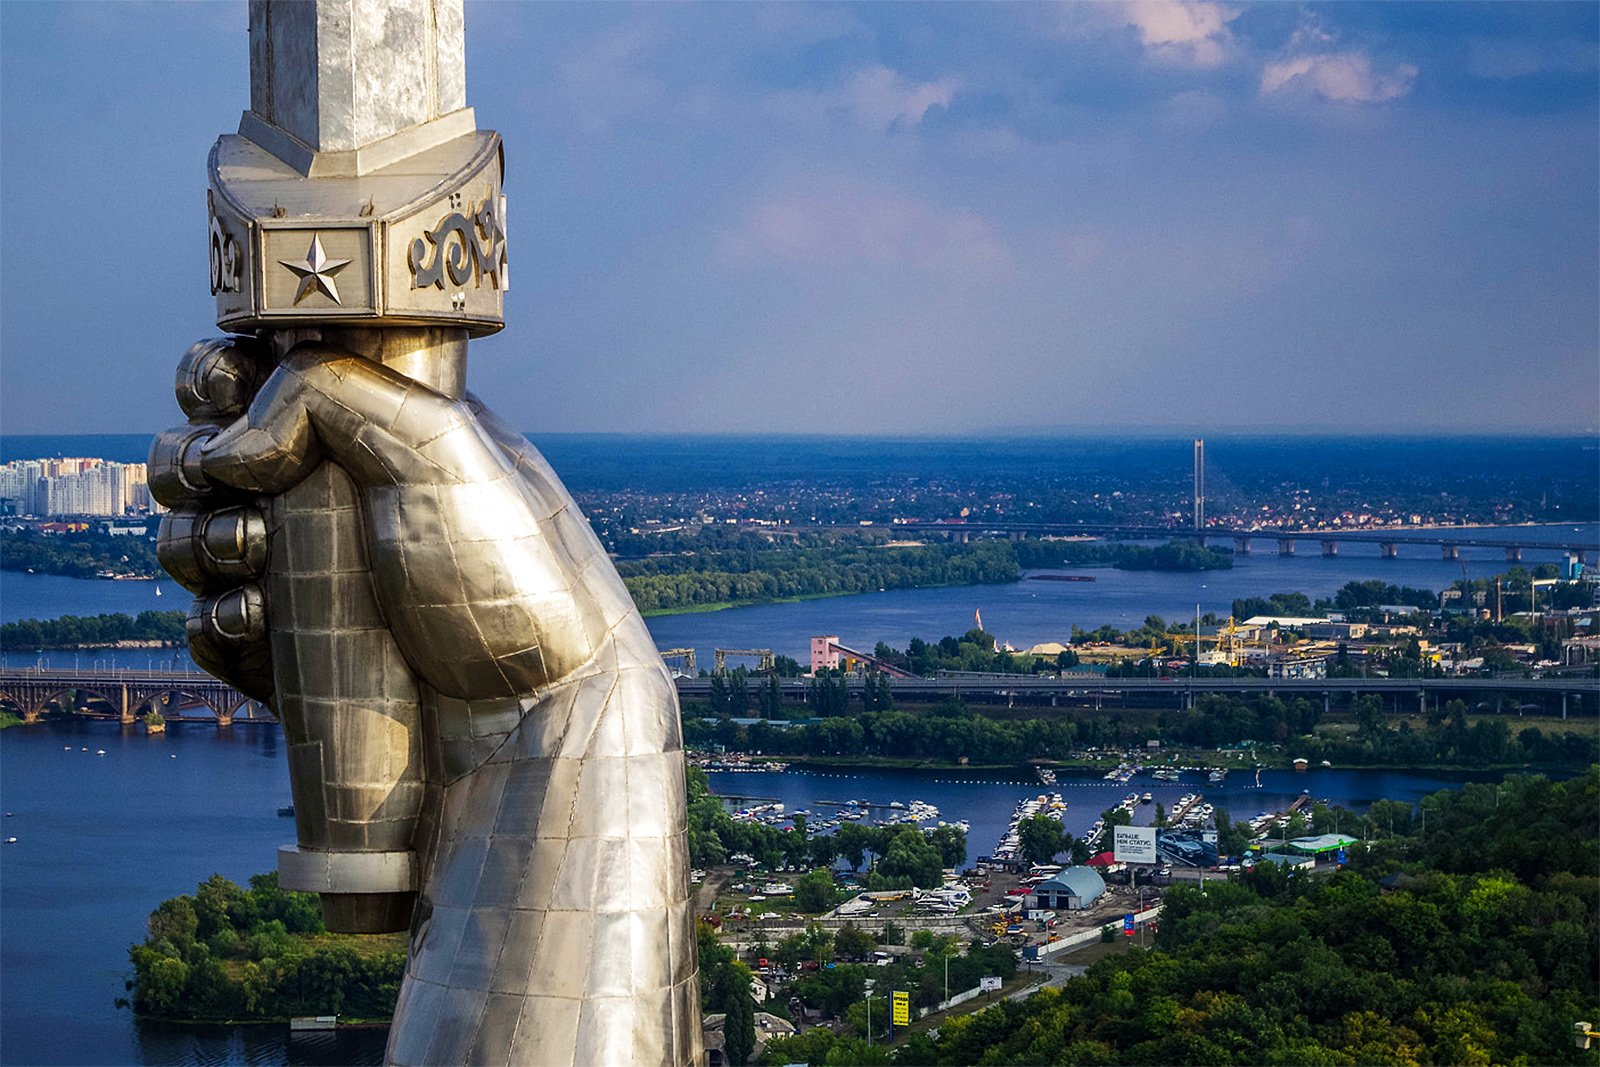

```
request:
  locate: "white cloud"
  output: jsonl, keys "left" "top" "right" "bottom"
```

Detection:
{"left": 1116, "top": 1, "right": 1239, "bottom": 68}
{"left": 767, "top": 66, "right": 959, "bottom": 132}
{"left": 842, "top": 66, "right": 960, "bottom": 129}
{"left": 719, "top": 180, "right": 1006, "bottom": 272}
{"left": 1261, "top": 51, "right": 1417, "bottom": 103}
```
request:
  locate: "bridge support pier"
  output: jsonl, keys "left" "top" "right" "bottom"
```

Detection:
{"left": 1323, "top": 692, "right": 1330, "bottom": 715}
{"left": 1563, "top": 693, "right": 1568, "bottom": 720}
{"left": 1233, "top": 536, "right": 1251, "bottom": 555}
{"left": 1442, "top": 544, "right": 1460, "bottom": 561}
{"left": 1009, "top": 531, "right": 1025, "bottom": 542}
{"left": 118, "top": 686, "right": 135, "bottom": 725}
{"left": 1504, "top": 546, "right": 1522, "bottom": 562}
{"left": 1380, "top": 542, "right": 1397, "bottom": 559}
{"left": 1321, "top": 540, "right": 1339, "bottom": 557}
{"left": 1277, "top": 539, "right": 1295, "bottom": 556}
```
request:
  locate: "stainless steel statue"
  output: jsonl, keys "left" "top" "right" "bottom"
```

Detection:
{"left": 149, "top": 3, "right": 702, "bottom": 1063}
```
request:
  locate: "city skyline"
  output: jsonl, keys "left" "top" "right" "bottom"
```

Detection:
{"left": 2, "top": 1, "right": 1596, "bottom": 436}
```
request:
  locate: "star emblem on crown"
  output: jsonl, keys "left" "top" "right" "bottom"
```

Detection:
{"left": 278, "top": 234, "right": 352, "bottom": 305}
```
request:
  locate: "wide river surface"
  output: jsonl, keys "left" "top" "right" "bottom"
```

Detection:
{"left": 4, "top": 523, "right": 1594, "bottom": 671}
{"left": 0, "top": 522, "right": 1592, "bottom": 1063}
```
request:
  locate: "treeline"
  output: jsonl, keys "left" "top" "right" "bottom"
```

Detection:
{"left": 618, "top": 535, "right": 1233, "bottom": 615}
{"left": 1234, "top": 569, "right": 1597, "bottom": 624}
{"left": 1, "top": 528, "right": 159, "bottom": 578}
{"left": 879, "top": 770, "right": 1599, "bottom": 1066}
{"left": 869, "top": 628, "right": 1074, "bottom": 677}
{"left": 686, "top": 692, "right": 1600, "bottom": 770}
{"left": 1231, "top": 578, "right": 1439, "bottom": 620}
{"left": 686, "top": 767, "right": 964, "bottom": 888}
{"left": 619, "top": 540, "right": 1020, "bottom": 613}
{"left": 687, "top": 700, "right": 1114, "bottom": 766}
{"left": 0, "top": 610, "right": 185, "bottom": 650}
{"left": 125, "top": 873, "right": 404, "bottom": 1022}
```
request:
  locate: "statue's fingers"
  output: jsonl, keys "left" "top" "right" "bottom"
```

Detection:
{"left": 148, "top": 423, "right": 222, "bottom": 507}
{"left": 186, "top": 583, "right": 274, "bottom": 704}
{"left": 158, "top": 504, "right": 268, "bottom": 595}
{"left": 176, "top": 336, "right": 269, "bottom": 421}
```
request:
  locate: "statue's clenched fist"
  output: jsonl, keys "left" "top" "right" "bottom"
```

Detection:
{"left": 150, "top": 331, "right": 700, "bottom": 1066}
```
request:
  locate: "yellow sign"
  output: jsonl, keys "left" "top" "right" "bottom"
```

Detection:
{"left": 892, "top": 990, "right": 910, "bottom": 1027}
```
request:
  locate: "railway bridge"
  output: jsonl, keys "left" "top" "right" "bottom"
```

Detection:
{"left": 0, "top": 668, "right": 270, "bottom": 725}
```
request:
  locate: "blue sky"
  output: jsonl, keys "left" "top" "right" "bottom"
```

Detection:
{"left": 1, "top": 1, "right": 1595, "bottom": 436}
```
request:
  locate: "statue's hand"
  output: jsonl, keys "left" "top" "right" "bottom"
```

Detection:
{"left": 149, "top": 339, "right": 276, "bottom": 701}
{"left": 160, "top": 338, "right": 600, "bottom": 703}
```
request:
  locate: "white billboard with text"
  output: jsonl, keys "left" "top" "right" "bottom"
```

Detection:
{"left": 1113, "top": 824, "right": 1157, "bottom": 863}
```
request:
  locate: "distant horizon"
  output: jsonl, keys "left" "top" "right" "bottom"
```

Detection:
{"left": 2, "top": 428, "right": 1597, "bottom": 445}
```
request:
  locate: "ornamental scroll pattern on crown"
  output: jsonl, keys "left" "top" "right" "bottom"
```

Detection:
{"left": 408, "top": 187, "right": 508, "bottom": 292}
{"left": 208, "top": 191, "right": 243, "bottom": 295}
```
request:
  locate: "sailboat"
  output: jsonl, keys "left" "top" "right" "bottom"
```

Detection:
{"left": 154, "top": 584, "right": 162, "bottom": 597}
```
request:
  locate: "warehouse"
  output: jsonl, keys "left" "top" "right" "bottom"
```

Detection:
{"left": 1032, "top": 867, "right": 1107, "bottom": 911}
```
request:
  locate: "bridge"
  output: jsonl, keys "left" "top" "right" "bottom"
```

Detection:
{"left": 6, "top": 666, "right": 1593, "bottom": 726}
{"left": 0, "top": 668, "right": 271, "bottom": 725}
{"left": 833, "top": 521, "right": 1599, "bottom": 562}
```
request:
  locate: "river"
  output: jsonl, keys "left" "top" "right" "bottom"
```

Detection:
{"left": 4, "top": 523, "right": 1595, "bottom": 673}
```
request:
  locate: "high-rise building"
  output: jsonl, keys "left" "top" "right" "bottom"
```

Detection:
{"left": 0, "top": 458, "right": 151, "bottom": 517}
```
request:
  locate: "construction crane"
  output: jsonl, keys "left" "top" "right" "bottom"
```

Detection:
{"left": 713, "top": 648, "right": 775, "bottom": 673}
{"left": 659, "top": 648, "right": 697, "bottom": 674}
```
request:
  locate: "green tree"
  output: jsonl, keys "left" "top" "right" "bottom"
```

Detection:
{"left": 793, "top": 869, "right": 838, "bottom": 914}
{"left": 835, "top": 923, "right": 876, "bottom": 961}
{"left": 1017, "top": 814, "right": 1069, "bottom": 866}
{"left": 926, "top": 824, "right": 967, "bottom": 868}
{"left": 716, "top": 962, "right": 756, "bottom": 1066}
{"left": 875, "top": 828, "right": 944, "bottom": 889}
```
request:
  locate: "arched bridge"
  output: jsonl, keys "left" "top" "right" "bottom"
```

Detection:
{"left": 0, "top": 667, "right": 272, "bottom": 725}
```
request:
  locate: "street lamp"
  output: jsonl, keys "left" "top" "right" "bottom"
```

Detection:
{"left": 864, "top": 991, "right": 877, "bottom": 1046}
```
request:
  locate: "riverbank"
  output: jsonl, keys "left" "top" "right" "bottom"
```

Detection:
{"left": 781, "top": 751, "right": 1590, "bottom": 777}
{"left": 641, "top": 588, "right": 862, "bottom": 618}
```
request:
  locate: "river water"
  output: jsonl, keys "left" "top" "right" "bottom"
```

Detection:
{"left": 0, "top": 523, "right": 1592, "bottom": 1064}
{"left": 4, "top": 523, "right": 1595, "bottom": 672}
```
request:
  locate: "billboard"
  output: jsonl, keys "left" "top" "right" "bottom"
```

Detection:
{"left": 1156, "top": 828, "right": 1220, "bottom": 868}
{"left": 980, "top": 976, "right": 1003, "bottom": 993}
{"left": 892, "top": 991, "right": 910, "bottom": 1026}
{"left": 1113, "top": 825, "right": 1157, "bottom": 863}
